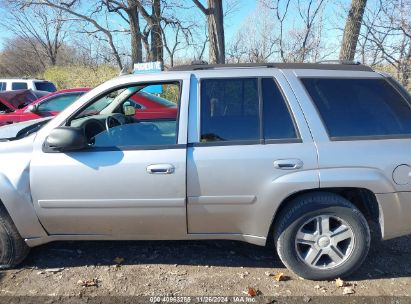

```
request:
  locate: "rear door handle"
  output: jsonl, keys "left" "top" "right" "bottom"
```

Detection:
{"left": 146, "top": 164, "right": 175, "bottom": 174}
{"left": 273, "top": 159, "right": 303, "bottom": 170}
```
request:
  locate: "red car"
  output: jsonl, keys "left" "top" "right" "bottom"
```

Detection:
{"left": 0, "top": 88, "right": 89, "bottom": 126}
{"left": 0, "top": 88, "right": 177, "bottom": 126}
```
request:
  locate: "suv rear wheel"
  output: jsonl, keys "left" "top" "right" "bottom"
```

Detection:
{"left": 274, "top": 192, "right": 370, "bottom": 280}
{"left": 0, "top": 205, "right": 30, "bottom": 268}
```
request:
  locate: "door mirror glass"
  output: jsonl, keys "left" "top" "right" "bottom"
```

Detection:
{"left": 27, "top": 104, "right": 38, "bottom": 113}
{"left": 45, "top": 127, "right": 88, "bottom": 151}
{"left": 123, "top": 101, "right": 136, "bottom": 116}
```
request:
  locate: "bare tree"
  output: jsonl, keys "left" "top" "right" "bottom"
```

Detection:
{"left": 1, "top": 2, "right": 68, "bottom": 67}
{"left": 359, "top": 0, "right": 411, "bottom": 87}
{"left": 227, "top": 3, "right": 277, "bottom": 63}
{"left": 135, "top": 0, "right": 164, "bottom": 66}
{"left": 0, "top": 37, "right": 47, "bottom": 76}
{"left": 24, "top": 0, "right": 125, "bottom": 69}
{"left": 339, "top": 0, "right": 367, "bottom": 61}
{"left": 103, "top": 0, "right": 143, "bottom": 64}
{"left": 192, "top": 0, "right": 225, "bottom": 64}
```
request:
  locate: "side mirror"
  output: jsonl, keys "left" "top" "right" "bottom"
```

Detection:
{"left": 123, "top": 102, "right": 136, "bottom": 116}
{"left": 45, "top": 127, "right": 88, "bottom": 152}
{"left": 27, "top": 104, "right": 38, "bottom": 113}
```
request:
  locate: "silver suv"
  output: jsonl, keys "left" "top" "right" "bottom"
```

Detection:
{"left": 0, "top": 63, "right": 410, "bottom": 280}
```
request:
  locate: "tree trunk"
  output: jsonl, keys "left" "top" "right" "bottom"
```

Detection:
{"left": 128, "top": 6, "right": 143, "bottom": 64}
{"left": 150, "top": 0, "right": 163, "bottom": 66}
{"left": 207, "top": 0, "right": 225, "bottom": 64}
{"left": 339, "top": 0, "right": 367, "bottom": 61}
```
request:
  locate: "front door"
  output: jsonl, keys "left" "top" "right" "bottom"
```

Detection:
{"left": 30, "top": 81, "right": 188, "bottom": 237}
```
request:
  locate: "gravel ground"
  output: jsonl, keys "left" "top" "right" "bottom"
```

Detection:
{"left": 0, "top": 234, "right": 410, "bottom": 303}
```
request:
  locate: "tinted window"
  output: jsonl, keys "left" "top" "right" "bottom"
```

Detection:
{"left": 37, "top": 93, "right": 83, "bottom": 112}
{"left": 12, "top": 82, "right": 28, "bottom": 90}
{"left": 201, "top": 78, "right": 259, "bottom": 142}
{"left": 0, "top": 82, "right": 6, "bottom": 91}
{"left": 35, "top": 81, "right": 57, "bottom": 92}
{"left": 301, "top": 78, "right": 411, "bottom": 138}
{"left": 262, "top": 78, "right": 297, "bottom": 140}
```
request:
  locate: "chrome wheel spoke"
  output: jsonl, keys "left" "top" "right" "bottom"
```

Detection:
{"left": 296, "top": 230, "right": 316, "bottom": 245}
{"left": 304, "top": 248, "right": 323, "bottom": 266}
{"left": 331, "top": 225, "right": 353, "bottom": 244}
{"left": 327, "top": 246, "right": 344, "bottom": 264}
{"left": 318, "top": 215, "right": 331, "bottom": 234}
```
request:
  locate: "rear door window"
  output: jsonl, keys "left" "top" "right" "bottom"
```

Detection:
{"left": 12, "top": 82, "right": 28, "bottom": 90}
{"left": 262, "top": 78, "right": 298, "bottom": 140}
{"left": 0, "top": 82, "right": 6, "bottom": 91}
{"left": 200, "top": 78, "right": 259, "bottom": 142}
{"left": 301, "top": 78, "right": 411, "bottom": 139}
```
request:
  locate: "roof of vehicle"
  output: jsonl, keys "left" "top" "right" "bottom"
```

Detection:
{"left": 44, "top": 87, "right": 91, "bottom": 94}
{"left": 0, "top": 78, "right": 52, "bottom": 82}
{"left": 169, "top": 62, "right": 374, "bottom": 72}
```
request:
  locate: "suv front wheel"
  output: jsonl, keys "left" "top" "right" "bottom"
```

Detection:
{"left": 274, "top": 192, "right": 370, "bottom": 280}
{"left": 0, "top": 204, "right": 30, "bottom": 269}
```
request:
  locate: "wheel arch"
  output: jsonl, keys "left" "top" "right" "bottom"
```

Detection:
{"left": 266, "top": 187, "right": 381, "bottom": 248}
{"left": 0, "top": 173, "right": 48, "bottom": 241}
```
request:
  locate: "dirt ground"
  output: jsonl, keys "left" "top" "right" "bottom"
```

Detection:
{"left": 0, "top": 234, "right": 410, "bottom": 303}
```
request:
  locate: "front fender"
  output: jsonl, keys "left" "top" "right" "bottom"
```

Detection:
{"left": 0, "top": 137, "right": 48, "bottom": 242}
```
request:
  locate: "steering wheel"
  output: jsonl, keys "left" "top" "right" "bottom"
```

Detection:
{"left": 105, "top": 115, "right": 122, "bottom": 132}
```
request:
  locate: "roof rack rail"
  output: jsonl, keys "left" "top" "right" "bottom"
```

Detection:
{"left": 170, "top": 63, "right": 279, "bottom": 71}
{"left": 316, "top": 60, "right": 361, "bottom": 65}
{"left": 169, "top": 62, "right": 373, "bottom": 72}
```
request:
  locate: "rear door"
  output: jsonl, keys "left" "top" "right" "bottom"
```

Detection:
{"left": 186, "top": 69, "right": 319, "bottom": 239}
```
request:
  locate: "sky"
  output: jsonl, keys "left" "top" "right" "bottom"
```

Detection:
{"left": 0, "top": 0, "right": 353, "bottom": 61}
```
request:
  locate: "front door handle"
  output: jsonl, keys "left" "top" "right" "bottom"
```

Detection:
{"left": 273, "top": 159, "right": 303, "bottom": 170}
{"left": 146, "top": 164, "right": 175, "bottom": 174}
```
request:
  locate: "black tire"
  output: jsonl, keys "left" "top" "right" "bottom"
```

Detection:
{"left": 274, "top": 192, "right": 370, "bottom": 280}
{"left": 0, "top": 204, "right": 30, "bottom": 269}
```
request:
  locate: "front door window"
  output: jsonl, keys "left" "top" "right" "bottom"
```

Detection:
{"left": 68, "top": 82, "right": 180, "bottom": 148}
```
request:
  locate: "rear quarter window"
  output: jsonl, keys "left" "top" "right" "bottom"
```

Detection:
{"left": 301, "top": 78, "right": 411, "bottom": 139}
